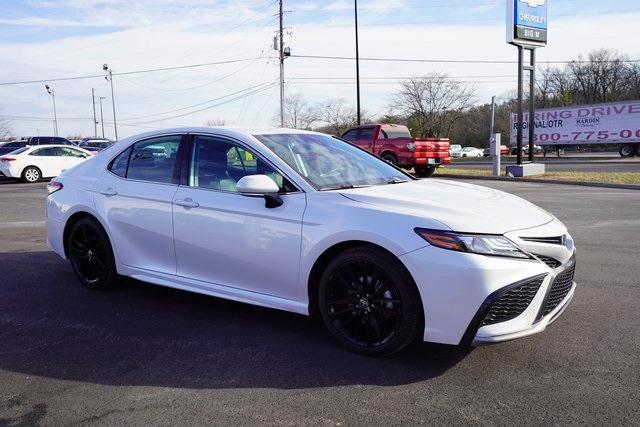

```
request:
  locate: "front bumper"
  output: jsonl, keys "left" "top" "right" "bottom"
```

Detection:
{"left": 399, "top": 219, "right": 576, "bottom": 346}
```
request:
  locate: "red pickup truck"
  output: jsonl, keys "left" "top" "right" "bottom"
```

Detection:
{"left": 341, "top": 124, "right": 451, "bottom": 177}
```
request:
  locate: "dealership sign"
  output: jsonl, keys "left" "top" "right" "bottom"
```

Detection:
{"left": 507, "top": 0, "right": 548, "bottom": 46}
{"left": 510, "top": 100, "right": 640, "bottom": 146}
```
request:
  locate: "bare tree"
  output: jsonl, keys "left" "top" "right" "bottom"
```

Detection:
{"left": 391, "top": 73, "right": 476, "bottom": 138}
{"left": 0, "top": 117, "right": 13, "bottom": 140}
{"left": 276, "top": 93, "right": 317, "bottom": 129}
{"left": 204, "top": 118, "right": 227, "bottom": 127}
{"left": 313, "top": 98, "right": 359, "bottom": 136}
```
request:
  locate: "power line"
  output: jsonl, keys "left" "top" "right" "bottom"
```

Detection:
{"left": 124, "top": 82, "right": 276, "bottom": 121}
{"left": 128, "top": 82, "right": 279, "bottom": 124}
{"left": 290, "top": 54, "right": 640, "bottom": 65}
{"left": 0, "top": 57, "right": 265, "bottom": 86}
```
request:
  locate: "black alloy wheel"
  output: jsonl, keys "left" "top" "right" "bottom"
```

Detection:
{"left": 318, "top": 246, "right": 422, "bottom": 356}
{"left": 414, "top": 165, "right": 436, "bottom": 178}
{"left": 68, "top": 218, "right": 118, "bottom": 289}
{"left": 381, "top": 153, "right": 397, "bottom": 166}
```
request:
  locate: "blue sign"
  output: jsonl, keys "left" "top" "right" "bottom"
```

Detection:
{"left": 514, "top": 0, "right": 548, "bottom": 31}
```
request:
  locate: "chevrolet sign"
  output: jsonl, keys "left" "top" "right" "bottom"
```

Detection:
{"left": 507, "top": 0, "right": 548, "bottom": 47}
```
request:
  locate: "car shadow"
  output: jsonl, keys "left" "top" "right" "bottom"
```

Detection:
{"left": 0, "top": 251, "right": 473, "bottom": 389}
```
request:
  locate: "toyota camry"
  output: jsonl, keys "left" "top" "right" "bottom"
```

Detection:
{"left": 46, "top": 127, "right": 576, "bottom": 356}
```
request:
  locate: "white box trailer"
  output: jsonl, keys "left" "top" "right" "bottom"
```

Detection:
{"left": 510, "top": 100, "right": 640, "bottom": 157}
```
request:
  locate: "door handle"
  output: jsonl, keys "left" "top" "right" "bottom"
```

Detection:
{"left": 99, "top": 188, "right": 118, "bottom": 196}
{"left": 174, "top": 198, "right": 199, "bottom": 208}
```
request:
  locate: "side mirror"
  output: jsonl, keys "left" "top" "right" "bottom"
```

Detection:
{"left": 236, "top": 175, "right": 283, "bottom": 208}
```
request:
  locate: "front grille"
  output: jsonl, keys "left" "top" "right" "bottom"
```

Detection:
{"left": 482, "top": 276, "right": 546, "bottom": 326}
{"left": 534, "top": 254, "right": 562, "bottom": 269}
{"left": 521, "top": 235, "right": 565, "bottom": 245}
{"left": 540, "top": 261, "right": 576, "bottom": 317}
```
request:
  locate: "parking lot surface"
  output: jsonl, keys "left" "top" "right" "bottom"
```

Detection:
{"left": 1, "top": 179, "right": 639, "bottom": 425}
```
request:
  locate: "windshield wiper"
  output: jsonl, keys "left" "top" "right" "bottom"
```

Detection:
{"left": 322, "top": 184, "right": 371, "bottom": 191}
{"left": 386, "top": 177, "right": 411, "bottom": 184}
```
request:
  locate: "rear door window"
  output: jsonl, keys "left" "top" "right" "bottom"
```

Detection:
{"left": 31, "top": 147, "right": 61, "bottom": 156}
{"left": 126, "top": 136, "right": 181, "bottom": 184}
{"left": 357, "top": 127, "right": 375, "bottom": 141}
{"left": 341, "top": 129, "right": 358, "bottom": 141}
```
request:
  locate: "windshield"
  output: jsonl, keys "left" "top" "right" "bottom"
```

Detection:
{"left": 254, "top": 133, "right": 412, "bottom": 191}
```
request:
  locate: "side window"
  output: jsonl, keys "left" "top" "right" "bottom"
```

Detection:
{"left": 60, "top": 147, "right": 86, "bottom": 157}
{"left": 358, "top": 128, "right": 374, "bottom": 141}
{"left": 342, "top": 130, "right": 358, "bottom": 141}
{"left": 109, "top": 147, "right": 131, "bottom": 178}
{"left": 127, "top": 136, "right": 181, "bottom": 184}
{"left": 31, "top": 147, "right": 60, "bottom": 156}
{"left": 190, "top": 136, "right": 290, "bottom": 193}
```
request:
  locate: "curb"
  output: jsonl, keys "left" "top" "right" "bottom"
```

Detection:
{"left": 435, "top": 174, "right": 640, "bottom": 191}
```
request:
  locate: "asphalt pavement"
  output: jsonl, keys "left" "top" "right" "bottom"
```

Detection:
{"left": 0, "top": 179, "right": 639, "bottom": 425}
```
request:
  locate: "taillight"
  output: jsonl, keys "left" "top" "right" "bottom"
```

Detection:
{"left": 47, "top": 180, "right": 63, "bottom": 195}
{"left": 0, "top": 157, "right": 16, "bottom": 162}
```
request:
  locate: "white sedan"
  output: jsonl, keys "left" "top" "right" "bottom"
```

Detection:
{"left": 0, "top": 144, "right": 93, "bottom": 182}
{"left": 46, "top": 128, "right": 576, "bottom": 356}
{"left": 451, "top": 146, "right": 484, "bottom": 158}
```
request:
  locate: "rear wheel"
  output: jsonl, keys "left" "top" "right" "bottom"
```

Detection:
{"left": 620, "top": 144, "right": 638, "bottom": 158}
{"left": 414, "top": 165, "right": 436, "bottom": 178}
{"left": 22, "top": 166, "right": 41, "bottom": 183}
{"left": 68, "top": 218, "right": 118, "bottom": 290}
{"left": 318, "top": 246, "right": 422, "bottom": 356}
{"left": 381, "top": 152, "right": 397, "bottom": 166}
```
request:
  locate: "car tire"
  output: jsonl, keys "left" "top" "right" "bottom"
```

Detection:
{"left": 318, "top": 246, "right": 423, "bottom": 356}
{"left": 21, "top": 166, "right": 41, "bottom": 183}
{"left": 67, "top": 218, "right": 119, "bottom": 290}
{"left": 414, "top": 165, "right": 436, "bottom": 178}
{"left": 620, "top": 144, "right": 638, "bottom": 158}
{"left": 381, "top": 152, "right": 398, "bottom": 166}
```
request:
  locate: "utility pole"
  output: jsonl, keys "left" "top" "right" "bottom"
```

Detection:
{"left": 91, "top": 88, "right": 98, "bottom": 137}
{"left": 99, "top": 97, "right": 106, "bottom": 138}
{"left": 45, "top": 84, "right": 58, "bottom": 137}
{"left": 103, "top": 64, "right": 118, "bottom": 140}
{"left": 490, "top": 95, "right": 496, "bottom": 135}
{"left": 354, "top": 0, "right": 361, "bottom": 125}
{"left": 278, "top": 0, "right": 285, "bottom": 127}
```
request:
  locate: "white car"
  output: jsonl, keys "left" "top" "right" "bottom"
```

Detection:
{"left": 451, "top": 146, "right": 484, "bottom": 158}
{"left": 0, "top": 144, "right": 93, "bottom": 183}
{"left": 46, "top": 128, "right": 576, "bottom": 356}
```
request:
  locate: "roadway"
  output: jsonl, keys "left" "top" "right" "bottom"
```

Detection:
{"left": 0, "top": 180, "right": 639, "bottom": 424}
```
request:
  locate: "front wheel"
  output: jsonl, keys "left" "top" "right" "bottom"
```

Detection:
{"left": 414, "top": 165, "right": 436, "bottom": 178}
{"left": 318, "top": 246, "right": 422, "bottom": 356}
{"left": 381, "top": 153, "right": 398, "bottom": 166}
{"left": 68, "top": 218, "right": 118, "bottom": 290}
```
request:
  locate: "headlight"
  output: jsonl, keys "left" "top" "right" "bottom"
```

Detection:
{"left": 414, "top": 228, "right": 531, "bottom": 259}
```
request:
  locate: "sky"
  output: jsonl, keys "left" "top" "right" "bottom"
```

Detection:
{"left": 1, "top": 0, "right": 639, "bottom": 139}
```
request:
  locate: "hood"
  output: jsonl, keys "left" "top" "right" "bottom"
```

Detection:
{"left": 339, "top": 179, "right": 553, "bottom": 234}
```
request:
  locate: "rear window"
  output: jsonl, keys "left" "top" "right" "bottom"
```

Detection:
{"left": 380, "top": 126, "right": 411, "bottom": 139}
{"left": 9, "top": 147, "right": 29, "bottom": 155}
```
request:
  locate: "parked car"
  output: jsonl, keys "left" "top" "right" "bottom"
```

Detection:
{"left": 451, "top": 147, "right": 484, "bottom": 158}
{"left": 483, "top": 145, "right": 510, "bottom": 157}
{"left": 28, "top": 136, "right": 74, "bottom": 146}
{"left": 449, "top": 144, "right": 462, "bottom": 155}
{"left": 78, "top": 138, "right": 115, "bottom": 152}
{"left": 0, "top": 137, "right": 74, "bottom": 156}
{"left": 341, "top": 124, "right": 450, "bottom": 177}
{"left": 511, "top": 144, "right": 543, "bottom": 155}
{"left": 46, "top": 127, "right": 577, "bottom": 356}
{"left": 0, "top": 144, "right": 93, "bottom": 182}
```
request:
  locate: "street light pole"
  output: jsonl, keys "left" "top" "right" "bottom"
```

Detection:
{"left": 99, "top": 97, "right": 106, "bottom": 138}
{"left": 278, "top": 0, "right": 285, "bottom": 127}
{"left": 45, "top": 84, "right": 58, "bottom": 137}
{"left": 354, "top": 0, "right": 361, "bottom": 125}
{"left": 103, "top": 64, "right": 118, "bottom": 141}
